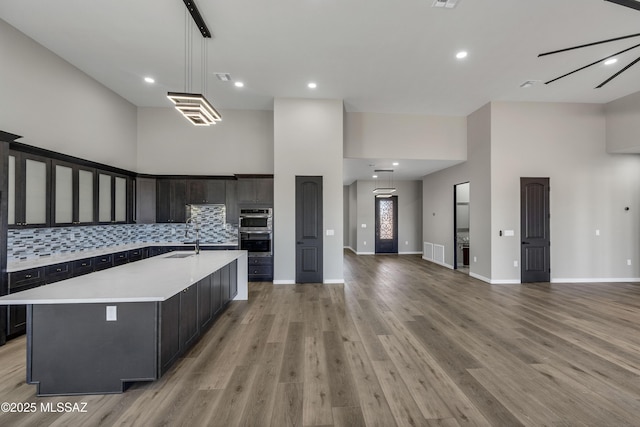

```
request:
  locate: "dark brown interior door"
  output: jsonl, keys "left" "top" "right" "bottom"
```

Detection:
{"left": 296, "top": 176, "right": 323, "bottom": 283}
{"left": 375, "top": 196, "right": 398, "bottom": 254}
{"left": 521, "top": 177, "right": 550, "bottom": 283}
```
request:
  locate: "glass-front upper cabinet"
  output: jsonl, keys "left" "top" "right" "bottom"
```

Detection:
{"left": 52, "top": 160, "right": 96, "bottom": 225}
{"left": 98, "top": 172, "right": 112, "bottom": 223}
{"left": 114, "top": 176, "right": 127, "bottom": 222}
{"left": 78, "top": 169, "right": 95, "bottom": 223}
{"left": 98, "top": 170, "right": 130, "bottom": 223}
{"left": 8, "top": 150, "right": 50, "bottom": 227}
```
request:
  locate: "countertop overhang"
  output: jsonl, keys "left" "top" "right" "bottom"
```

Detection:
{"left": 0, "top": 251, "right": 248, "bottom": 305}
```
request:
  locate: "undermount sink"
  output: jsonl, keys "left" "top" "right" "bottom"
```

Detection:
{"left": 166, "top": 253, "right": 196, "bottom": 259}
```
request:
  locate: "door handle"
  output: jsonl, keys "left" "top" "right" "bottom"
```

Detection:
{"left": 522, "top": 241, "right": 530, "bottom": 244}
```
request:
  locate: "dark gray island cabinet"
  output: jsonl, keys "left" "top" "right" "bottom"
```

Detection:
{"left": 0, "top": 251, "right": 247, "bottom": 396}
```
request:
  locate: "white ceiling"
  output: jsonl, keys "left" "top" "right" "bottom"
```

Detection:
{"left": 3, "top": 0, "right": 640, "bottom": 182}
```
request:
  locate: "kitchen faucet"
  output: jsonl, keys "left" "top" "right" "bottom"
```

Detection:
{"left": 185, "top": 217, "right": 200, "bottom": 254}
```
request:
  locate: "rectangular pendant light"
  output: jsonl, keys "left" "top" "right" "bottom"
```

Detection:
{"left": 372, "top": 188, "right": 397, "bottom": 194}
{"left": 167, "top": 92, "right": 222, "bottom": 126}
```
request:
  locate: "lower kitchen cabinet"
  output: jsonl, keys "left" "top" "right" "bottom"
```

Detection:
{"left": 72, "top": 258, "right": 94, "bottom": 277}
{"left": 248, "top": 256, "right": 273, "bottom": 281}
{"left": 230, "top": 261, "right": 238, "bottom": 299}
{"left": 45, "top": 263, "right": 71, "bottom": 284}
{"left": 94, "top": 254, "right": 114, "bottom": 271}
{"left": 113, "top": 251, "right": 129, "bottom": 266}
{"left": 159, "top": 260, "right": 237, "bottom": 376}
{"left": 179, "top": 284, "right": 199, "bottom": 350}
{"left": 7, "top": 268, "right": 45, "bottom": 338}
{"left": 160, "top": 294, "right": 180, "bottom": 374}
{"left": 129, "top": 248, "right": 145, "bottom": 262}
{"left": 198, "top": 275, "right": 213, "bottom": 329}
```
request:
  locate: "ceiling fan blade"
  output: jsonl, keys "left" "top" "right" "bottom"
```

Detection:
{"left": 605, "top": 0, "right": 640, "bottom": 11}
{"left": 596, "top": 54, "right": 640, "bottom": 88}
{"left": 545, "top": 42, "right": 640, "bottom": 84}
{"left": 538, "top": 32, "right": 640, "bottom": 57}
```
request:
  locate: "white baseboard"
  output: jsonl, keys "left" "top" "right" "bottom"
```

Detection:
{"left": 399, "top": 251, "right": 422, "bottom": 255}
{"left": 324, "top": 279, "right": 345, "bottom": 284}
{"left": 345, "top": 246, "right": 357, "bottom": 254}
{"left": 422, "top": 257, "right": 453, "bottom": 270}
{"left": 469, "top": 272, "right": 491, "bottom": 283}
{"left": 273, "top": 280, "right": 295, "bottom": 285}
{"left": 356, "top": 251, "right": 375, "bottom": 255}
{"left": 551, "top": 277, "right": 640, "bottom": 283}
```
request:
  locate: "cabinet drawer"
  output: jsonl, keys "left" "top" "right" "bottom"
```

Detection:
{"left": 9, "top": 267, "right": 45, "bottom": 289}
{"left": 72, "top": 258, "right": 94, "bottom": 277}
{"left": 45, "top": 262, "right": 72, "bottom": 284}
{"left": 248, "top": 256, "right": 273, "bottom": 266}
{"left": 94, "top": 254, "right": 114, "bottom": 271}
{"left": 128, "top": 248, "right": 144, "bottom": 262}
{"left": 113, "top": 251, "right": 129, "bottom": 266}
{"left": 248, "top": 265, "right": 272, "bottom": 276}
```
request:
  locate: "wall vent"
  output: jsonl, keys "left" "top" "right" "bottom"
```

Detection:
{"left": 432, "top": 0, "right": 461, "bottom": 8}
{"left": 423, "top": 242, "right": 434, "bottom": 260}
{"left": 434, "top": 244, "right": 445, "bottom": 264}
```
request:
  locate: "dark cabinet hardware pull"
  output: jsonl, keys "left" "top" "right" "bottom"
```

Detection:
{"left": 25, "top": 274, "right": 32, "bottom": 278}
{"left": 56, "top": 268, "right": 61, "bottom": 272}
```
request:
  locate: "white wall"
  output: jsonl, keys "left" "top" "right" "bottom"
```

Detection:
{"left": 423, "top": 164, "right": 469, "bottom": 268}
{"left": 354, "top": 180, "right": 422, "bottom": 254}
{"left": 0, "top": 19, "right": 137, "bottom": 170}
{"left": 491, "top": 101, "right": 640, "bottom": 282}
{"left": 136, "top": 107, "right": 273, "bottom": 175}
{"left": 273, "top": 98, "right": 344, "bottom": 284}
{"left": 605, "top": 91, "right": 640, "bottom": 154}
{"left": 344, "top": 112, "right": 467, "bottom": 160}
{"left": 348, "top": 182, "right": 357, "bottom": 251}
{"left": 422, "top": 103, "right": 492, "bottom": 280}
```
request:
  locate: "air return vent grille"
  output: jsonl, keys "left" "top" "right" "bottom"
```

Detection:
{"left": 432, "top": 0, "right": 461, "bottom": 8}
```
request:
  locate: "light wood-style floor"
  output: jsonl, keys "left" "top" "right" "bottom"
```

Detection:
{"left": 2, "top": 251, "right": 640, "bottom": 426}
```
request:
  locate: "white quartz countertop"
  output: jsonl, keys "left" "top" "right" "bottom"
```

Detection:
{"left": 0, "top": 251, "right": 247, "bottom": 305}
{"left": 7, "top": 242, "right": 238, "bottom": 272}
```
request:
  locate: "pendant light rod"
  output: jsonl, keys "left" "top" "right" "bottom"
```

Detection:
{"left": 182, "top": 0, "right": 212, "bottom": 38}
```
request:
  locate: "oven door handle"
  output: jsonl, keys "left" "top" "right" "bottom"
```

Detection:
{"left": 243, "top": 230, "right": 272, "bottom": 234}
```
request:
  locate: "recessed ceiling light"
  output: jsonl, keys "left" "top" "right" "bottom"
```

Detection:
{"left": 308, "top": 82, "right": 317, "bottom": 89}
{"left": 392, "top": 162, "right": 399, "bottom": 166}
{"left": 604, "top": 58, "right": 618, "bottom": 65}
{"left": 234, "top": 81, "right": 244, "bottom": 88}
{"left": 144, "top": 77, "right": 155, "bottom": 84}
{"left": 372, "top": 175, "right": 378, "bottom": 179}
{"left": 456, "top": 51, "right": 468, "bottom": 59}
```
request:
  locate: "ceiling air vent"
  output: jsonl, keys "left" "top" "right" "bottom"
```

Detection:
{"left": 432, "top": 0, "right": 461, "bottom": 8}
{"left": 215, "top": 73, "right": 232, "bottom": 81}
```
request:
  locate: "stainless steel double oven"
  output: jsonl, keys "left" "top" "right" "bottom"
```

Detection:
{"left": 239, "top": 208, "right": 272, "bottom": 256}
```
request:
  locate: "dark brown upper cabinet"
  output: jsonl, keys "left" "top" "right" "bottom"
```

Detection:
{"left": 236, "top": 178, "right": 273, "bottom": 205}
{"left": 186, "top": 179, "right": 226, "bottom": 205}
{"left": 156, "top": 179, "right": 187, "bottom": 223}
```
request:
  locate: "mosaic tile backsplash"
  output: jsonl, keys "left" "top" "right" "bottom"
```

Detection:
{"left": 8, "top": 204, "right": 238, "bottom": 262}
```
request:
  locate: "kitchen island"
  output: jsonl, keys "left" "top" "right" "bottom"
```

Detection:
{"left": 0, "top": 250, "right": 248, "bottom": 396}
